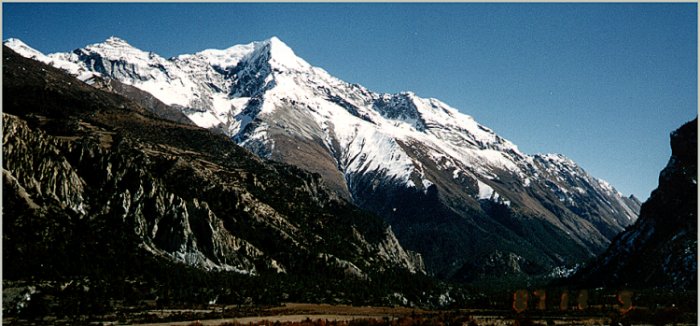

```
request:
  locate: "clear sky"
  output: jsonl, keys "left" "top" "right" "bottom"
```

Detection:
{"left": 3, "top": 3, "right": 697, "bottom": 200}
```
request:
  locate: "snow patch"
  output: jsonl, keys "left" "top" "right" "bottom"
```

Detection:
{"left": 187, "top": 111, "right": 221, "bottom": 128}
{"left": 477, "top": 179, "right": 495, "bottom": 200}
{"left": 476, "top": 179, "right": 510, "bottom": 206}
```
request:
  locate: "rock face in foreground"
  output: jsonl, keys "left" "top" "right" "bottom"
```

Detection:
{"left": 2, "top": 46, "right": 425, "bottom": 286}
{"left": 572, "top": 118, "right": 697, "bottom": 290}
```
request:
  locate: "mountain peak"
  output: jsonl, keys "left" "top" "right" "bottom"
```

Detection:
{"left": 3, "top": 38, "right": 45, "bottom": 60}
{"left": 85, "top": 36, "right": 143, "bottom": 55}
{"left": 266, "top": 35, "right": 284, "bottom": 46}
{"left": 258, "top": 36, "right": 310, "bottom": 71}
{"left": 80, "top": 36, "right": 161, "bottom": 65}
{"left": 104, "top": 36, "right": 130, "bottom": 46}
{"left": 194, "top": 36, "right": 310, "bottom": 72}
{"left": 4, "top": 37, "right": 27, "bottom": 47}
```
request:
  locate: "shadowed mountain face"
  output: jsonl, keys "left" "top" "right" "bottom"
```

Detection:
{"left": 2, "top": 45, "right": 426, "bottom": 293}
{"left": 3, "top": 37, "right": 642, "bottom": 280}
{"left": 572, "top": 118, "right": 697, "bottom": 290}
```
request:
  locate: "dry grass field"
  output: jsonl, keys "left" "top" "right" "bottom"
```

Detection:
{"left": 127, "top": 303, "right": 696, "bottom": 326}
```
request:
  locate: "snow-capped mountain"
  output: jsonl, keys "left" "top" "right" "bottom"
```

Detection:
{"left": 4, "top": 36, "right": 642, "bottom": 278}
{"left": 2, "top": 46, "right": 426, "bottom": 284}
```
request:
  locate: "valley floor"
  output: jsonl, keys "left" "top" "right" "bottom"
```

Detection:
{"left": 5, "top": 302, "right": 694, "bottom": 326}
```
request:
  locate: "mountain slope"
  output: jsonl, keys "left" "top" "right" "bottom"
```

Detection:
{"left": 4, "top": 36, "right": 641, "bottom": 279}
{"left": 2, "top": 45, "right": 425, "bottom": 289}
{"left": 571, "top": 118, "right": 697, "bottom": 290}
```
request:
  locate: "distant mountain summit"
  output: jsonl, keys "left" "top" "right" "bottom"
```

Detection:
{"left": 5, "top": 36, "right": 641, "bottom": 279}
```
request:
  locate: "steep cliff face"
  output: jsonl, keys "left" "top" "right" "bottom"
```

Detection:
{"left": 2, "top": 46, "right": 424, "bottom": 285}
{"left": 572, "top": 118, "right": 697, "bottom": 290}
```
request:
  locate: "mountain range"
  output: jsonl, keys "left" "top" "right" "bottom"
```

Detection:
{"left": 3, "top": 36, "right": 642, "bottom": 280}
{"left": 3, "top": 46, "right": 442, "bottom": 313}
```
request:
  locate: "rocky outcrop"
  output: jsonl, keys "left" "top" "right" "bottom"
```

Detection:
{"left": 3, "top": 114, "right": 269, "bottom": 273}
{"left": 572, "top": 118, "right": 697, "bottom": 290}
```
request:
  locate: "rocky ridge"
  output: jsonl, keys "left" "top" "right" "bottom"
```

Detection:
{"left": 571, "top": 118, "right": 697, "bottom": 290}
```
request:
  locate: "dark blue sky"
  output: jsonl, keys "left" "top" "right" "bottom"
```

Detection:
{"left": 3, "top": 3, "right": 697, "bottom": 200}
